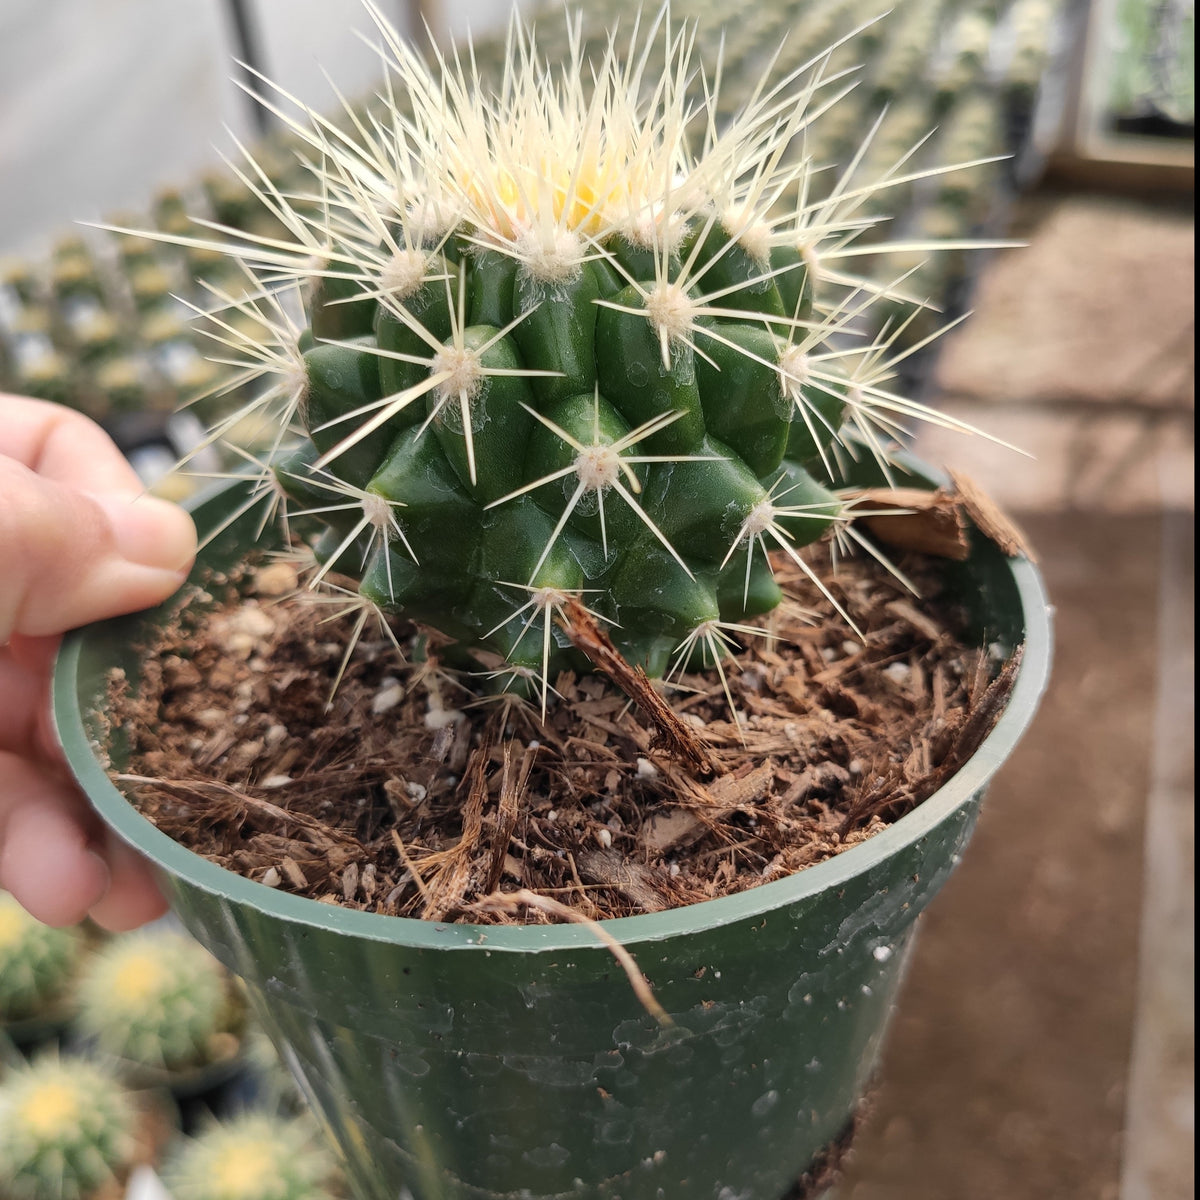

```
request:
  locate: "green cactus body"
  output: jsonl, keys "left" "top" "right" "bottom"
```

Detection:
{"left": 0, "top": 1055, "right": 139, "bottom": 1200}
{"left": 269, "top": 196, "right": 846, "bottom": 688}
{"left": 935, "top": 7, "right": 995, "bottom": 101}
{"left": 871, "top": 0, "right": 950, "bottom": 100}
{"left": 128, "top": 263, "right": 177, "bottom": 314}
{"left": 162, "top": 1113, "right": 342, "bottom": 1200}
{"left": 0, "top": 893, "right": 85, "bottom": 1027}
{"left": 153, "top": 9, "right": 998, "bottom": 699}
{"left": 938, "top": 92, "right": 1007, "bottom": 212}
{"left": 0, "top": 259, "right": 39, "bottom": 305}
{"left": 153, "top": 187, "right": 194, "bottom": 238}
{"left": 73, "top": 930, "right": 243, "bottom": 1078}
{"left": 68, "top": 309, "right": 124, "bottom": 365}
{"left": 1006, "top": 0, "right": 1060, "bottom": 92}
{"left": 283, "top": 260, "right": 845, "bottom": 685}
{"left": 92, "top": 356, "right": 152, "bottom": 415}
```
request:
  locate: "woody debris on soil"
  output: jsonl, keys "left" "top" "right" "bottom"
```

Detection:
{"left": 106, "top": 521, "right": 1019, "bottom": 925}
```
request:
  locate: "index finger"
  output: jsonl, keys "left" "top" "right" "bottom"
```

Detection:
{"left": 0, "top": 393, "right": 145, "bottom": 494}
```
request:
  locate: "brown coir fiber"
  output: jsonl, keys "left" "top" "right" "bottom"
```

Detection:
{"left": 106, "top": 532, "right": 1018, "bottom": 925}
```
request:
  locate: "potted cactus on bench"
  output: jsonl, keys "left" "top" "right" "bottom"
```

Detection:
{"left": 53, "top": 7, "right": 1051, "bottom": 1198}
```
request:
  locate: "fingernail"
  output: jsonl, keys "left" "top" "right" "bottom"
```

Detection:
{"left": 89, "top": 492, "right": 198, "bottom": 572}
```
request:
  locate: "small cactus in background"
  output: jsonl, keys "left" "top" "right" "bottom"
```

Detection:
{"left": 0, "top": 1054, "right": 140, "bottom": 1200}
{"left": 234, "top": 1023, "right": 309, "bottom": 1115}
{"left": 73, "top": 929, "right": 243, "bottom": 1078}
{"left": 0, "top": 892, "right": 86, "bottom": 1028}
{"left": 162, "top": 1112, "right": 343, "bottom": 1200}
{"left": 153, "top": 6, "right": 1002, "bottom": 699}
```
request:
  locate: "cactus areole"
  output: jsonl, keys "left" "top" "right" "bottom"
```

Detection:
{"left": 177, "top": 6, "right": 1003, "bottom": 697}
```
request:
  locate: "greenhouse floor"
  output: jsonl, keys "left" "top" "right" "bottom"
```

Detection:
{"left": 834, "top": 187, "right": 1195, "bottom": 1200}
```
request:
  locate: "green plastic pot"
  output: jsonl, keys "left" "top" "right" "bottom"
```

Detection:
{"left": 53, "top": 466, "right": 1051, "bottom": 1200}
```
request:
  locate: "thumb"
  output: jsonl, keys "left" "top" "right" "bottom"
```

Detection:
{"left": 0, "top": 457, "right": 197, "bottom": 641}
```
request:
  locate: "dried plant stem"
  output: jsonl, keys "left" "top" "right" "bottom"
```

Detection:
{"left": 473, "top": 889, "right": 673, "bottom": 1028}
{"left": 559, "top": 596, "right": 718, "bottom": 777}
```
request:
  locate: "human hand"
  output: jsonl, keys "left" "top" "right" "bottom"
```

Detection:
{"left": 1, "top": 394, "right": 197, "bottom": 929}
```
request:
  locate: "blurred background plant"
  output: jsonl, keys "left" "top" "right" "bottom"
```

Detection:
{"left": 0, "top": 893, "right": 346, "bottom": 1199}
{"left": 1104, "top": 0, "right": 1193, "bottom": 131}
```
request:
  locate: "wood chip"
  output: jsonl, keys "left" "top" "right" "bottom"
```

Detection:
{"left": 577, "top": 848, "right": 671, "bottom": 913}
{"left": 885, "top": 599, "right": 946, "bottom": 642}
{"left": 640, "top": 809, "right": 706, "bottom": 857}
{"left": 280, "top": 857, "right": 308, "bottom": 889}
{"left": 705, "top": 762, "right": 777, "bottom": 810}
{"left": 484, "top": 741, "right": 534, "bottom": 895}
{"left": 422, "top": 739, "right": 490, "bottom": 921}
{"left": 849, "top": 487, "right": 970, "bottom": 560}
{"left": 950, "top": 469, "right": 1036, "bottom": 561}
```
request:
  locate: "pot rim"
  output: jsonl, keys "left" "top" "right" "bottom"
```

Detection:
{"left": 53, "top": 497, "right": 1052, "bottom": 955}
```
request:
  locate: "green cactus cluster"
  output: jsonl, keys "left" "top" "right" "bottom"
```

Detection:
{"left": 73, "top": 928, "right": 244, "bottom": 1079}
{"left": 0, "top": 907, "right": 326, "bottom": 1193}
{"left": 0, "top": 190, "right": 281, "bottom": 481}
{"left": 0, "top": 1054, "right": 140, "bottom": 1200}
{"left": 0, "top": 892, "right": 86, "bottom": 1029}
{"left": 162, "top": 1112, "right": 344, "bottom": 1200}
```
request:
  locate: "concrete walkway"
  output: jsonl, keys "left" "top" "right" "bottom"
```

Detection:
{"left": 838, "top": 189, "right": 1194, "bottom": 1200}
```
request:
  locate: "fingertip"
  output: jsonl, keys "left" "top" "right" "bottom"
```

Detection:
{"left": 0, "top": 465, "right": 197, "bottom": 639}
{"left": 0, "top": 807, "right": 109, "bottom": 927}
{"left": 90, "top": 558, "right": 192, "bottom": 622}
{"left": 87, "top": 833, "right": 168, "bottom": 932}
{"left": 87, "top": 490, "right": 198, "bottom": 575}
